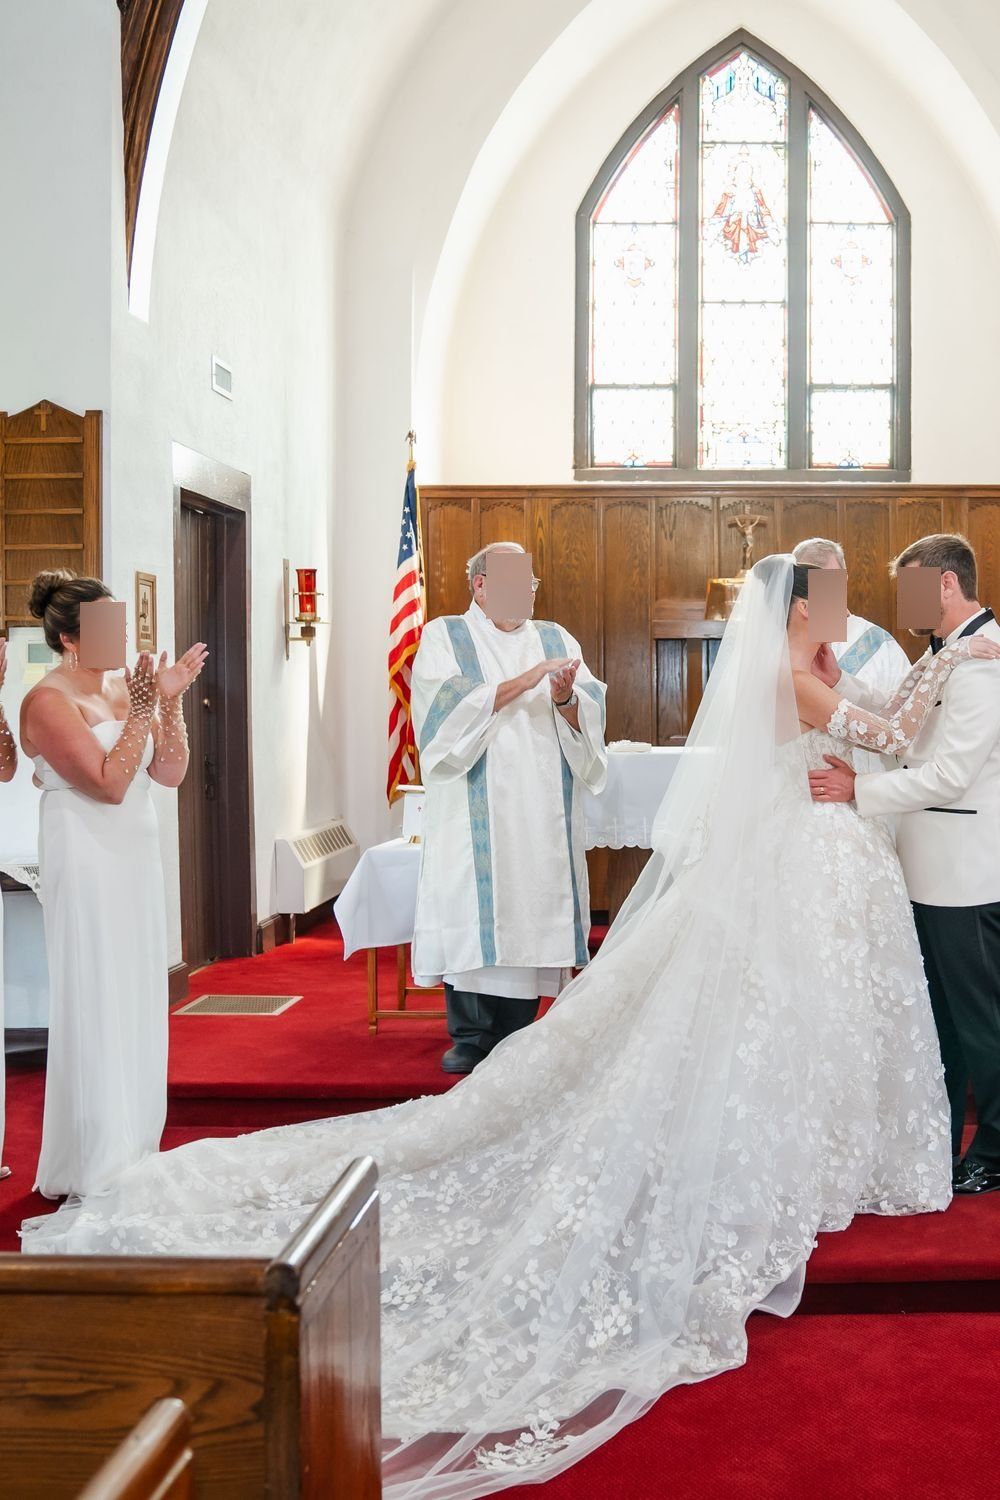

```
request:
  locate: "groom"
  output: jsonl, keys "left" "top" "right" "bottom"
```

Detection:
{"left": 809, "top": 533, "right": 1000, "bottom": 1194}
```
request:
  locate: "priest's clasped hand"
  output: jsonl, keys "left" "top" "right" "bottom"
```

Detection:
{"left": 549, "top": 659, "right": 581, "bottom": 705}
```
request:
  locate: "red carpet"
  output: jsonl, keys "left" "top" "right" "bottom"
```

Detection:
{"left": 3, "top": 919, "right": 999, "bottom": 1498}
{"left": 517, "top": 1313, "right": 1000, "bottom": 1499}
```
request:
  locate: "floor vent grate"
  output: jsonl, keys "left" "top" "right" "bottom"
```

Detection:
{"left": 175, "top": 994, "right": 302, "bottom": 1017}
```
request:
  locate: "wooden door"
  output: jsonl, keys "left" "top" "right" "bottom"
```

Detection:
{"left": 177, "top": 503, "right": 222, "bottom": 970}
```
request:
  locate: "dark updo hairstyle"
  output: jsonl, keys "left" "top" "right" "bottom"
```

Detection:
{"left": 27, "top": 570, "right": 113, "bottom": 654}
{"left": 751, "top": 555, "right": 813, "bottom": 619}
{"left": 789, "top": 563, "right": 812, "bottom": 606}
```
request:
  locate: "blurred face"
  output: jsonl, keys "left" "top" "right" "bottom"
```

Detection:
{"left": 898, "top": 561, "right": 945, "bottom": 638}
{"left": 472, "top": 546, "right": 537, "bottom": 628}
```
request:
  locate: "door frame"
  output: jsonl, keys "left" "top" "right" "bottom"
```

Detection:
{"left": 172, "top": 442, "right": 255, "bottom": 959}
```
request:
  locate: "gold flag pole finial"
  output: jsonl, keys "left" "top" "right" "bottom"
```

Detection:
{"left": 405, "top": 429, "right": 417, "bottom": 471}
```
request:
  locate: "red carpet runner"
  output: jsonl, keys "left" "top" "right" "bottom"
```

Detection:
{"left": 3, "top": 919, "right": 999, "bottom": 1496}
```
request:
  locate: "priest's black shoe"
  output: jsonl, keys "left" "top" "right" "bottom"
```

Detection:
{"left": 953, "top": 1159, "right": 1000, "bottom": 1194}
{"left": 441, "top": 1043, "right": 486, "bottom": 1074}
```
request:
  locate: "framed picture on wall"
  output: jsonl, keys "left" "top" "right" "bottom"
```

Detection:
{"left": 135, "top": 571, "right": 157, "bottom": 652}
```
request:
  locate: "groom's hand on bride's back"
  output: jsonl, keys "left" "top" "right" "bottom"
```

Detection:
{"left": 809, "top": 755, "right": 856, "bottom": 802}
{"left": 810, "top": 643, "right": 841, "bottom": 688}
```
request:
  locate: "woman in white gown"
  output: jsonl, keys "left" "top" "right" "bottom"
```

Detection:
{"left": 20, "top": 556, "right": 1000, "bottom": 1499}
{"left": 18, "top": 571, "right": 206, "bottom": 1200}
{"left": 0, "top": 638, "right": 19, "bottom": 1179}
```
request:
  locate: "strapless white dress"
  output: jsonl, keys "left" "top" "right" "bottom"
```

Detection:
{"left": 32, "top": 720, "right": 168, "bottom": 1198}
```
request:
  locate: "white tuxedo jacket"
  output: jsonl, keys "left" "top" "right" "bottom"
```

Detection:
{"left": 843, "top": 615, "right": 1000, "bottom": 907}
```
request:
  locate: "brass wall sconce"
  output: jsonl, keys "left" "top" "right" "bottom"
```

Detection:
{"left": 283, "top": 560, "right": 327, "bottom": 657}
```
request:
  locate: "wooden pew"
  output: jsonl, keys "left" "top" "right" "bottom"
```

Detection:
{"left": 77, "top": 1398, "right": 194, "bottom": 1500}
{"left": 0, "top": 1157, "right": 381, "bottom": 1499}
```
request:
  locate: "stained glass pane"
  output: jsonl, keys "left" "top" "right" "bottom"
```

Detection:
{"left": 701, "top": 140, "right": 787, "bottom": 301}
{"left": 699, "top": 51, "right": 788, "bottom": 469}
{"left": 810, "top": 389, "right": 891, "bottom": 467}
{"left": 810, "top": 224, "right": 893, "bottom": 383}
{"left": 592, "top": 224, "right": 676, "bottom": 383}
{"left": 595, "top": 107, "right": 679, "bottom": 224}
{"left": 808, "top": 111, "right": 888, "bottom": 223}
{"left": 701, "top": 51, "right": 788, "bottom": 142}
{"left": 699, "top": 304, "right": 786, "bottom": 468}
{"left": 592, "top": 387, "right": 674, "bottom": 467}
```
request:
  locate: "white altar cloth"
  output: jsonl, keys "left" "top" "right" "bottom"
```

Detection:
{"left": 337, "top": 749, "right": 682, "bottom": 956}
{"left": 580, "top": 747, "right": 682, "bottom": 848}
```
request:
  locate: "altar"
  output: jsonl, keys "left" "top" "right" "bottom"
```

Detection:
{"left": 336, "top": 748, "right": 683, "bottom": 1031}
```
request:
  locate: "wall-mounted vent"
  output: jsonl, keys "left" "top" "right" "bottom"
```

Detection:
{"left": 274, "top": 817, "right": 360, "bottom": 913}
{"left": 211, "top": 355, "right": 233, "bottom": 400}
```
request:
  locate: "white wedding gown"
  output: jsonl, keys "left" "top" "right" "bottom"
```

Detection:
{"left": 20, "top": 561, "right": 954, "bottom": 1499}
{"left": 32, "top": 721, "right": 168, "bottom": 1198}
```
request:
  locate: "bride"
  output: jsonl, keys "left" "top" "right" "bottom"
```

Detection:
{"left": 20, "top": 555, "right": 1000, "bottom": 1498}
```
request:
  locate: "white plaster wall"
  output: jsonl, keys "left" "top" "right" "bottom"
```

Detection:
{"left": 107, "top": 0, "right": 340, "bottom": 963}
{"left": 0, "top": 0, "right": 117, "bottom": 415}
{"left": 436, "top": 0, "right": 1000, "bottom": 481}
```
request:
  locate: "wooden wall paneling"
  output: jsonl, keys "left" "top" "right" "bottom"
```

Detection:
{"left": 655, "top": 640, "right": 687, "bottom": 743}
{"left": 475, "top": 495, "right": 529, "bottom": 552}
{"left": 773, "top": 492, "right": 835, "bottom": 555}
{"left": 420, "top": 485, "right": 1000, "bottom": 744}
{"left": 602, "top": 497, "right": 653, "bottom": 742}
{"left": 421, "top": 495, "right": 475, "bottom": 619}
{"left": 0, "top": 402, "right": 102, "bottom": 628}
{"left": 840, "top": 495, "right": 893, "bottom": 632}
{"left": 654, "top": 492, "right": 716, "bottom": 602}
{"left": 966, "top": 495, "right": 1000, "bottom": 611}
{"left": 539, "top": 493, "right": 601, "bottom": 671}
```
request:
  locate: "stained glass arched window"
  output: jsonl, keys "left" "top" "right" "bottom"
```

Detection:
{"left": 575, "top": 33, "right": 910, "bottom": 478}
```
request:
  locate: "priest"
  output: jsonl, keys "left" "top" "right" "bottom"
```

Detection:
{"left": 410, "top": 541, "right": 608, "bottom": 1073}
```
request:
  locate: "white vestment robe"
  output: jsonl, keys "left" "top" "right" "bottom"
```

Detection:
{"left": 410, "top": 602, "right": 607, "bottom": 999}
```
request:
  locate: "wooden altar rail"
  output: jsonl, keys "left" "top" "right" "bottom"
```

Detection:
{"left": 0, "top": 1158, "right": 381, "bottom": 1500}
{"left": 77, "top": 1399, "right": 194, "bottom": 1500}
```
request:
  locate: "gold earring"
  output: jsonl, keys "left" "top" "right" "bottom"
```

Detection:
{"left": 67, "top": 649, "right": 78, "bottom": 672}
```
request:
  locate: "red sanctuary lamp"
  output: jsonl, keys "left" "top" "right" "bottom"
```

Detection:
{"left": 283, "top": 561, "right": 327, "bottom": 656}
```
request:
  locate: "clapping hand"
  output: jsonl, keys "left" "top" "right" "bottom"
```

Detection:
{"left": 549, "top": 659, "right": 581, "bottom": 704}
{"left": 124, "top": 652, "right": 158, "bottom": 715}
{"left": 156, "top": 643, "right": 208, "bottom": 700}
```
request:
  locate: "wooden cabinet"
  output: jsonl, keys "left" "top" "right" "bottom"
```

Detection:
{"left": 0, "top": 400, "right": 102, "bottom": 632}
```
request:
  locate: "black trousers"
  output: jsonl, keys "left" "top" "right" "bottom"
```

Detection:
{"left": 912, "top": 900, "right": 1000, "bottom": 1166}
{"left": 443, "top": 982, "right": 540, "bottom": 1054}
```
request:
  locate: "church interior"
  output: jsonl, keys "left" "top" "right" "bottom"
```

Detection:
{"left": 2, "top": 1, "right": 1000, "bottom": 1495}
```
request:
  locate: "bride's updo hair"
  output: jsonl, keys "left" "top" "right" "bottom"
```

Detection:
{"left": 789, "top": 563, "right": 812, "bottom": 604}
{"left": 749, "top": 555, "right": 813, "bottom": 619}
{"left": 27, "top": 570, "right": 113, "bottom": 653}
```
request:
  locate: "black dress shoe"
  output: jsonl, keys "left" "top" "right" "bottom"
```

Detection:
{"left": 953, "top": 1159, "right": 1000, "bottom": 1194}
{"left": 441, "top": 1043, "right": 486, "bottom": 1075}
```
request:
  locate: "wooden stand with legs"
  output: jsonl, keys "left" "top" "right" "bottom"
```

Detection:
{"left": 366, "top": 944, "right": 445, "bottom": 1035}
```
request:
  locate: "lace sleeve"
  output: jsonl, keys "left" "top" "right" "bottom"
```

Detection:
{"left": 879, "top": 653, "right": 931, "bottom": 716}
{"left": 827, "top": 642, "right": 970, "bottom": 753}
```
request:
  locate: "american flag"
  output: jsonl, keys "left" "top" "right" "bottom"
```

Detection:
{"left": 387, "top": 462, "right": 424, "bottom": 803}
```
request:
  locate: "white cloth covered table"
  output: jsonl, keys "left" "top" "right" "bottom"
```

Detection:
{"left": 579, "top": 747, "right": 682, "bottom": 848}
{"left": 337, "top": 748, "right": 683, "bottom": 957}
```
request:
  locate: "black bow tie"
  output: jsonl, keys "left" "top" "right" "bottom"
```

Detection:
{"left": 930, "top": 635, "right": 944, "bottom": 655}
